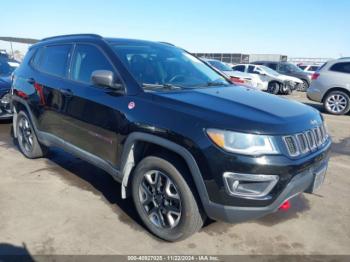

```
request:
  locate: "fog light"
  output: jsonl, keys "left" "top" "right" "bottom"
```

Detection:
{"left": 223, "top": 172, "right": 279, "bottom": 198}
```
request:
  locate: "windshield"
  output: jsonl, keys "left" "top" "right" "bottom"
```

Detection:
{"left": 207, "top": 60, "right": 233, "bottom": 72}
{"left": 259, "top": 65, "right": 280, "bottom": 77}
{"left": 279, "top": 62, "right": 303, "bottom": 73}
{"left": 112, "top": 43, "right": 229, "bottom": 89}
{"left": 0, "top": 61, "right": 17, "bottom": 77}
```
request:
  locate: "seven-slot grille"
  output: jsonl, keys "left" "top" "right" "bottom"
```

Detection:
{"left": 283, "top": 124, "right": 328, "bottom": 157}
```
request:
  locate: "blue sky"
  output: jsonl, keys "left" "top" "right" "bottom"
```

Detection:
{"left": 1, "top": 0, "right": 349, "bottom": 57}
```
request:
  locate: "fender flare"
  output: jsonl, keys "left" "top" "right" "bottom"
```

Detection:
{"left": 119, "top": 132, "right": 210, "bottom": 207}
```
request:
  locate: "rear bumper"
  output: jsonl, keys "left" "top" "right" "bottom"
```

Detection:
{"left": 204, "top": 159, "right": 328, "bottom": 223}
{"left": 307, "top": 85, "right": 324, "bottom": 102}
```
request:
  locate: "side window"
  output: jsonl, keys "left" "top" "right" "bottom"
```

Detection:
{"left": 309, "top": 66, "right": 319, "bottom": 71}
{"left": 71, "top": 44, "right": 114, "bottom": 84}
{"left": 31, "top": 48, "right": 44, "bottom": 68}
{"left": 330, "top": 62, "right": 350, "bottom": 74}
{"left": 267, "top": 63, "right": 277, "bottom": 70}
{"left": 232, "top": 65, "right": 245, "bottom": 72}
{"left": 247, "top": 65, "right": 256, "bottom": 73}
{"left": 34, "top": 45, "right": 71, "bottom": 77}
{"left": 278, "top": 63, "right": 288, "bottom": 73}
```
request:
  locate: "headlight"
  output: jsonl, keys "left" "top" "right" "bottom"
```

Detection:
{"left": 1, "top": 93, "right": 11, "bottom": 104}
{"left": 206, "top": 129, "right": 278, "bottom": 155}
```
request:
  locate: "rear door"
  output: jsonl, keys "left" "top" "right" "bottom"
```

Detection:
{"left": 30, "top": 44, "right": 74, "bottom": 140}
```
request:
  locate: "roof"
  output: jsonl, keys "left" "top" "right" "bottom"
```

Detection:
{"left": 33, "top": 34, "right": 173, "bottom": 49}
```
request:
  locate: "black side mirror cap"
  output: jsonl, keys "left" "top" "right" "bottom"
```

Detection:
{"left": 91, "top": 70, "right": 122, "bottom": 90}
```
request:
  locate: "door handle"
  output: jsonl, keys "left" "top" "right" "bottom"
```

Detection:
{"left": 59, "top": 88, "right": 73, "bottom": 97}
{"left": 26, "top": 78, "right": 35, "bottom": 85}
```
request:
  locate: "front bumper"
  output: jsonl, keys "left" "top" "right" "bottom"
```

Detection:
{"left": 199, "top": 137, "right": 331, "bottom": 223}
{"left": 204, "top": 158, "right": 328, "bottom": 223}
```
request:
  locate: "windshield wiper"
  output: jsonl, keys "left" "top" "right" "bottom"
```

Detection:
{"left": 205, "top": 81, "right": 229, "bottom": 87}
{"left": 142, "top": 83, "right": 183, "bottom": 90}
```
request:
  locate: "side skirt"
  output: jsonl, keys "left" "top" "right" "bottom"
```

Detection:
{"left": 38, "top": 131, "right": 123, "bottom": 183}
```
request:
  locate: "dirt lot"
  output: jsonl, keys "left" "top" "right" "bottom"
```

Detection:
{"left": 0, "top": 92, "right": 349, "bottom": 255}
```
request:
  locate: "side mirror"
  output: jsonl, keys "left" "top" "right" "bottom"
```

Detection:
{"left": 91, "top": 70, "right": 122, "bottom": 90}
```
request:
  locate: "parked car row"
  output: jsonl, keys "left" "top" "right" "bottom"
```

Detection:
{"left": 232, "top": 63, "right": 302, "bottom": 94}
{"left": 203, "top": 58, "right": 305, "bottom": 95}
{"left": 200, "top": 56, "right": 350, "bottom": 116}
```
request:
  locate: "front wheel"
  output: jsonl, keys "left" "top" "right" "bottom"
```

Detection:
{"left": 267, "top": 82, "right": 280, "bottom": 95}
{"left": 323, "top": 91, "right": 350, "bottom": 115}
{"left": 132, "top": 156, "right": 204, "bottom": 241}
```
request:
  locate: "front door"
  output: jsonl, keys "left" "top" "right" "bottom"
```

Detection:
{"left": 62, "top": 43, "right": 127, "bottom": 167}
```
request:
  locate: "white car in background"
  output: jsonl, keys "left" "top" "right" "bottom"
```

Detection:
{"left": 201, "top": 58, "right": 259, "bottom": 89}
{"left": 232, "top": 64, "right": 303, "bottom": 94}
{"left": 298, "top": 64, "right": 321, "bottom": 74}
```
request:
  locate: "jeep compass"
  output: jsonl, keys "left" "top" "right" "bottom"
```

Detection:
{"left": 11, "top": 34, "right": 331, "bottom": 241}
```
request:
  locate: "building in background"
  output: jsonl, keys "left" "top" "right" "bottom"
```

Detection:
{"left": 287, "top": 57, "right": 332, "bottom": 65}
{"left": 193, "top": 53, "right": 250, "bottom": 64}
{"left": 249, "top": 54, "right": 288, "bottom": 63}
{"left": 193, "top": 53, "right": 288, "bottom": 64}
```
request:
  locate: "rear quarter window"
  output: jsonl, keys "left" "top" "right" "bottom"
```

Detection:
{"left": 31, "top": 45, "right": 71, "bottom": 78}
{"left": 329, "top": 62, "right": 350, "bottom": 74}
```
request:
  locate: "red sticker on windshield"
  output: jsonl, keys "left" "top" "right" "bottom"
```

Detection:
{"left": 128, "top": 101, "right": 135, "bottom": 110}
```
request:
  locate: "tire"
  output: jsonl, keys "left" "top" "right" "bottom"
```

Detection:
{"left": 267, "top": 82, "right": 280, "bottom": 95}
{"left": 323, "top": 91, "right": 350, "bottom": 115}
{"left": 131, "top": 155, "right": 204, "bottom": 241}
{"left": 298, "top": 79, "right": 309, "bottom": 92}
{"left": 16, "top": 111, "right": 47, "bottom": 158}
{"left": 280, "top": 84, "right": 292, "bottom": 95}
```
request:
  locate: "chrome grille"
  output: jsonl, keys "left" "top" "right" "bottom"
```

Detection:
{"left": 283, "top": 124, "right": 328, "bottom": 157}
{"left": 283, "top": 136, "right": 299, "bottom": 156}
{"left": 296, "top": 133, "right": 309, "bottom": 154}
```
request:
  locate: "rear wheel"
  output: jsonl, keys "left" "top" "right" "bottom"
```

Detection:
{"left": 267, "top": 82, "right": 280, "bottom": 95}
{"left": 323, "top": 91, "right": 350, "bottom": 115}
{"left": 16, "top": 111, "right": 47, "bottom": 158}
{"left": 132, "top": 155, "right": 204, "bottom": 241}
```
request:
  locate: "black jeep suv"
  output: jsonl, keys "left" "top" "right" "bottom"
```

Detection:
{"left": 11, "top": 34, "right": 331, "bottom": 241}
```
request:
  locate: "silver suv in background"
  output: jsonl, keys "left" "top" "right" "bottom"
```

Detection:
{"left": 307, "top": 58, "right": 350, "bottom": 115}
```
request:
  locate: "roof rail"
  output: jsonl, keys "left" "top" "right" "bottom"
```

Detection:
{"left": 159, "top": 41, "right": 175, "bottom": 46}
{"left": 41, "top": 34, "right": 102, "bottom": 42}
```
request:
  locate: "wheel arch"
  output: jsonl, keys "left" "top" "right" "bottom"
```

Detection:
{"left": 119, "top": 132, "right": 209, "bottom": 208}
{"left": 11, "top": 97, "right": 35, "bottom": 138}
{"left": 321, "top": 87, "right": 350, "bottom": 102}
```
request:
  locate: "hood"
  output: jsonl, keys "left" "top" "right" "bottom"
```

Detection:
{"left": 276, "top": 74, "right": 303, "bottom": 83}
{"left": 153, "top": 85, "right": 322, "bottom": 135}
